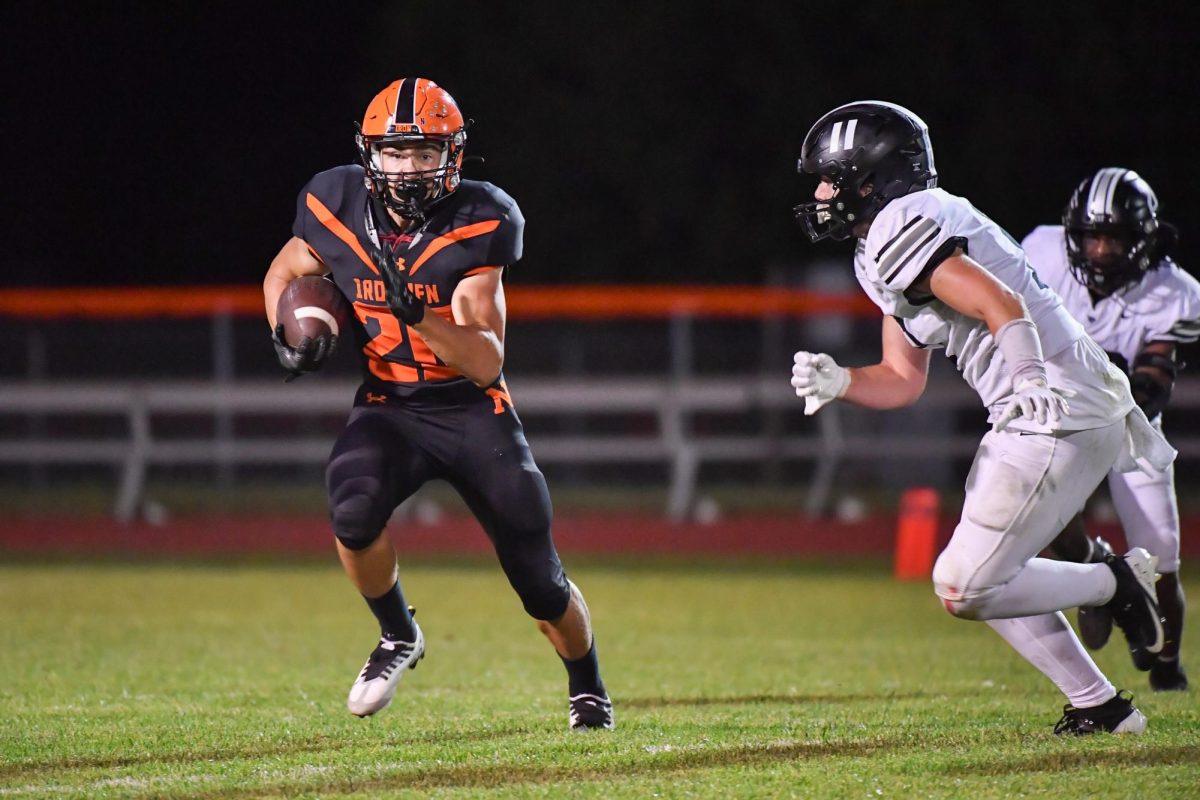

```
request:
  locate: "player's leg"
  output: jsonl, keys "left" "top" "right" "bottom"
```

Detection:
{"left": 933, "top": 425, "right": 1124, "bottom": 620}
{"left": 1048, "top": 512, "right": 1111, "bottom": 563}
{"left": 327, "top": 406, "right": 433, "bottom": 716}
{"left": 988, "top": 614, "right": 1145, "bottom": 735}
{"left": 933, "top": 422, "right": 1157, "bottom": 731}
{"left": 1109, "top": 463, "right": 1188, "bottom": 689}
{"left": 446, "top": 398, "right": 612, "bottom": 729}
{"left": 1048, "top": 511, "right": 1115, "bottom": 650}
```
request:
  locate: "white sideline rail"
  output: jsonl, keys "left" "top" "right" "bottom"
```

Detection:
{"left": 2, "top": 378, "right": 1198, "bottom": 523}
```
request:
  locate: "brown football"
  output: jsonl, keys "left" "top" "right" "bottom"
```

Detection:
{"left": 276, "top": 276, "right": 352, "bottom": 347}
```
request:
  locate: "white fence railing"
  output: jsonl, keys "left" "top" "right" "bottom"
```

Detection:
{"left": 2, "top": 377, "right": 1198, "bottom": 522}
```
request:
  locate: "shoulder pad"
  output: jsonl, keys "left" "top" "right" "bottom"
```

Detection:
{"left": 864, "top": 192, "right": 955, "bottom": 291}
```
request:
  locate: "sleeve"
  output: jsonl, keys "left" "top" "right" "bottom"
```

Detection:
{"left": 485, "top": 196, "right": 524, "bottom": 266}
{"left": 1020, "top": 225, "right": 1069, "bottom": 291}
{"left": 291, "top": 179, "right": 312, "bottom": 240}
{"left": 1153, "top": 270, "right": 1200, "bottom": 343}
{"left": 864, "top": 196, "right": 965, "bottom": 293}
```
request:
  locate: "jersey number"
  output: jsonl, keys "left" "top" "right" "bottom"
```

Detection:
{"left": 355, "top": 303, "right": 456, "bottom": 382}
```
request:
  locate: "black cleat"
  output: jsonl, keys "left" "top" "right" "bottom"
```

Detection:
{"left": 1149, "top": 659, "right": 1189, "bottom": 692}
{"left": 1076, "top": 537, "right": 1115, "bottom": 649}
{"left": 1054, "top": 690, "right": 1147, "bottom": 736}
{"left": 1104, "top": 548, "right": 1165, "bottom": 657}
{"left": 1129, "top": 645, "right": 1157, "bottom": 672}
{"left": 1077, "top": 605, "right": 1114, "bottom": 650}
{"left": 569, "top": 692, "right": 615, "bottom": 730}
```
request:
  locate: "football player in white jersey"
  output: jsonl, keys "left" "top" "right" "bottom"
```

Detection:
{"left": 790, "top": 101, "right": 1177, "bottom": 735}
{"left": 1023, "top": 168, "right": 1198, "bottom": 691}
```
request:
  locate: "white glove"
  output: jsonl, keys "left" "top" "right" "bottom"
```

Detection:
{"left": 791, "top": 351, "right": 850, "bottom": 416}
{"left": 992, "top": 378, "right": 1075, "bottom": 432}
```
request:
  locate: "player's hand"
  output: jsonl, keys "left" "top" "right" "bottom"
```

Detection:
{"left": 791, "top": 351, "right": 850, "bottom": 416}
{"left": 992, "top": 378, "right": 1074, "bottom": 432}
{"left": 372, "top": 242, "right": 426, "bottom": 325}
{"left": 272, "top": 323, "right": 336, "bottom": 383}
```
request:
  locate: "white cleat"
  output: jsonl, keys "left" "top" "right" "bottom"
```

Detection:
{"left": 347, "top": 622, "right": 425, "bottom": 717}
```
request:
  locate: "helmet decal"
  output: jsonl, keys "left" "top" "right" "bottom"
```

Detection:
{"left": 1063, "top": 167, "right": 1172, "bottom": 296}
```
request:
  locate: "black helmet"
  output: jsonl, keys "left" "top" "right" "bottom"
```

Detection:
{"left": 794, "top": 101, "right": 938, "bottom": 242}
{"left": 1063, "top": 168, "right": 1176, "bottom": 297}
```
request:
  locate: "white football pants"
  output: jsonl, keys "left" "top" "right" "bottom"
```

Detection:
{"left": 932, "top": 419, "right": 1128, "bottom": 707}
{"left": 1107, "top": 458, "right": 1180, "bottom": 573}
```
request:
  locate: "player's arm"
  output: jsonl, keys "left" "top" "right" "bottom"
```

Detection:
{"left": 792, "top": 317, "right": 929, "bottom": 414}
{"left": 918, "top": 250, "right": 1025, "bottom": 334}
{"left": 263, "top": 236, "right": 333, "bottom": 380}
{"left": 1131, "top": 340, "right": 1178, "bottom": 419}
{"left": 842, "top": 317, "right": 932, "bottom": 409}
{"left": 918, "top": 249, "right": 1069, "bottom": 430}
{"left": 263, "top": 237, "right": 327, "bottom": 329}
{"left": 410, "top": 268, "right": 506, "bottom": 387}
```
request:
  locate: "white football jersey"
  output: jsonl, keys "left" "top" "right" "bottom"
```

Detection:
{"left": 853, "top": 188, "right": 1133, "bottom": 431}
{"left": 1021, "top": 225, "right": 1200, "bottom": 365}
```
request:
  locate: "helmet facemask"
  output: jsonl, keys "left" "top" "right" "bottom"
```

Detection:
{"left": 1062, "top": 168, "right": 1171, "bottom": 298}
{"left": 357, "top": 129, "right": 465, "bottom": 223}
{"left": 794, "top": 160, "right": 887, "bottom": 242}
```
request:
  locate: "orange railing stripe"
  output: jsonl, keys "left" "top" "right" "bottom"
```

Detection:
{"left": 0, "top": 285, "right": 879, "bottom": 320}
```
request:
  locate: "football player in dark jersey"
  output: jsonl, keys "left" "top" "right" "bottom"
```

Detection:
{"left": 263, "top": 78, "right": 612, "bottom": 729}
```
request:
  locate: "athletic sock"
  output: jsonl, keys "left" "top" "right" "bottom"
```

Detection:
{"left": 987, "top": 611, "right": 1115, "bottom": 708}
{"left": 562, "top": 640, "right": 606, "bottom": 697}
{"left": 364, "top": 580, "right": 417, "bottom": 641}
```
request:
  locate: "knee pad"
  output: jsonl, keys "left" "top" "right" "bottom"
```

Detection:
{"left": 518, "top": 576, "right": 571, "bottom": 621}
{"left": 330, "top": 491, "right": 387, "bottom": 551}
{"left": 497, "top": 539, "right": 570, "bottom": 621}
{"left": 932, "top": 551, "right": 999, "bottom": 620}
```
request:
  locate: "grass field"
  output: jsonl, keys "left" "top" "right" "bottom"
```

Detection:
{"left": 1, "top": 556, "right": 1197, "bottom": 799}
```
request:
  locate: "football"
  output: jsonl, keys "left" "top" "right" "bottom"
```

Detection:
{"left": 276, "top": 276, "right": 352, "bottom": 348}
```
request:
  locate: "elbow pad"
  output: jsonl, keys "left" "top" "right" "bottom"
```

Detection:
{"left": 1130, "top": 351, "right": 1178, "bottom": 420}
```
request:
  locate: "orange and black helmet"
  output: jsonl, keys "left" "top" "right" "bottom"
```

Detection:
{"left": 356, "top": 78, "right": 468, "bottom": 221}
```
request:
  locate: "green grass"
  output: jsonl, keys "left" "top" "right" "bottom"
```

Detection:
{"left": 1, "top": 557, "right": 1197, "bottom": 798}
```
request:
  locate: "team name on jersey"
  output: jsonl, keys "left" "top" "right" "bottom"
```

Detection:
{"left": 352, "top": 277, "right": 441, "bottom": 305}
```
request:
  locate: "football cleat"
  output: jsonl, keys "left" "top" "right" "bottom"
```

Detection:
{"left": 347, "top": 621, "right": 425, "bottom": 717}
{"left": 1149, "top": 658, "right": 1189, "bottom": 692}
{"left": 1076, "top": 605, "right": 1114, "bottom": 650}
{"left": 1076, "top": 538, "right": 1115, "bottom": 649}
{"left": 1103, "top": 548, "right": 1165, "bottom": 658}
{"left": 569, "top": 692, "right": 615, "bottom": 730}
{"left": 1053, "top": 690, "right": 1147, "bottom": 736}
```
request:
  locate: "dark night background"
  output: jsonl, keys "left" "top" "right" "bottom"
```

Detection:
{"left": 4, "top": 2, "right": 1199, "bottom": 288}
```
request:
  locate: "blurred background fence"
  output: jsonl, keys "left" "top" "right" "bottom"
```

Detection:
{"left": 3, "top": 279, "right": 1199, "bottom": 531}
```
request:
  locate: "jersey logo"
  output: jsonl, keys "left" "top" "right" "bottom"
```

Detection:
{"left": 366, "top": 392, "right": 388, "bottom": 404}
{"left": 485, "top": 381, "right": 515, "bottom": 415}
{"left": 828, "top": 119, "right": 859, "bottom": 153}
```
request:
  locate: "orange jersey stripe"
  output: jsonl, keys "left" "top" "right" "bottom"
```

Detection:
{"left": 306, "top": 194, "right": 379, "bottom": 275}
{"left": 463, "top": 265, "right": 501, "bottom": 278}
{"left": 408, "top": 220, "right": 501, "bottom": 276}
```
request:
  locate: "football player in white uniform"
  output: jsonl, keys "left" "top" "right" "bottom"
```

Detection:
{"left": 790, "top": 101, "right": 1176, "bottom": 735}
{"left": 1023, "top": 168, "right": 1198, "bottom": 691}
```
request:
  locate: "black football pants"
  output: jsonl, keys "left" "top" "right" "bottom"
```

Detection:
{"left": 325, "top": 383, "right": 570, "bottom": 621}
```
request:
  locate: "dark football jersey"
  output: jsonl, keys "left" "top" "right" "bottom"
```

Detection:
{"left": 292, "top": 166, "right": 524, "bottom": 392}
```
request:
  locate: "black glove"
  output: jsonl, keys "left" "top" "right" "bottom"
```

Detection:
{"left": 272, "top": 323, "right": 337, "bottom": 382}
{"left": 372, "top": 241, "right": 426, "bottom": 325}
